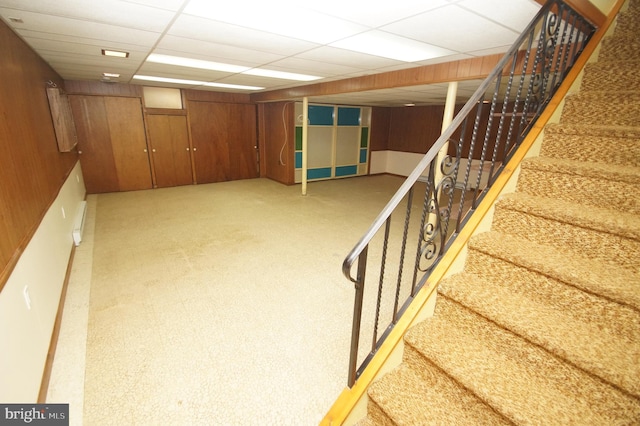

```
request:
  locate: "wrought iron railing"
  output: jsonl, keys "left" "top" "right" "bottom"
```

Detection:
{"left": 343, "top": 0, "right": 596, "bottom": 387}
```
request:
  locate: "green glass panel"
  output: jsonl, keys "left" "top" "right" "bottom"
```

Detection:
{"left": 295, "top": 126, "right": 302, "bottom": 150}
{"left": 360, "top": 127, "right": 369, "bottom": 147}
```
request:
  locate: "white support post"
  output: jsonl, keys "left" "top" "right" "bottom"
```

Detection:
{"left": 302, "top": 96, "right": 309, "bottom": 196}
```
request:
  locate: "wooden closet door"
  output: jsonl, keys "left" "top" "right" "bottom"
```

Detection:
{"left": 104, "top": 97, "right": 153, "bottom": 191}
{"left": 188, "top": 101, "right": 258, "bottom": 184}
{"left": 146, "top": 114, "right": 193, "bottom": 188}
{"left": 70, "top": 95, "right": 120, "bottom": 193}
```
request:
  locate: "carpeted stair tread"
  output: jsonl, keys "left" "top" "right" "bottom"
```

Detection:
{"left": 367, "top": 361, "right": 511, "bottom": 425}
{"left": 520, "top": 156, "right": 640, "bottom": 184}
{"left": 495, "top": 192, "right": 640, "bottom": 240}
{"left": 560, "top": 92, "right": 640, "bottom": 126}
{"left": 517, "top": 157, "right": 640, "bottom": 214}
{"left": 492, "top": 193, "right": 640, "bottom": 272}
{"left": 597, "top": 35, "right": 640, "bottom": 62}
{"left": 541, "top": 124, "right": 640, "bottom": 167}
{"left": 581, "top": 60, "right": 640, "bottom": 92}
{"left": 440, "top": 269, "right": 640, "bottom": 399}
{"left": 467, "top": 231, "right": 640, "bottom": 310}
{"left": 404, "top": 297, "right": 640, "bottom": 425}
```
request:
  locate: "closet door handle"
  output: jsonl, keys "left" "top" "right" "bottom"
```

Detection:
{"left": 143, "top": 148, "right": 147, "bottom": 153}
{"left": 152, "top": 149, "right": 156, "bottom": 153}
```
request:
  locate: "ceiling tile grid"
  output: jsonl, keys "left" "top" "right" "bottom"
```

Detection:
{"left": 0, "top": 0, "right": 541, "bottom": 105}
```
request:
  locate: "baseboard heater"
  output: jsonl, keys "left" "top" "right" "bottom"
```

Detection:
{"left": 72, "top": 200, "right": 87, "bottom": 246}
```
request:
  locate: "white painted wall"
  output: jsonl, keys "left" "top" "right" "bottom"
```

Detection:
{"left": 0, "top": 161, "right": 86, "bottom": 402}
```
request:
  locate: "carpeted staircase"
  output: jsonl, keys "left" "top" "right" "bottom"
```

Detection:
{"left": 360, "top": 2, "right": 640, "bottom": 424}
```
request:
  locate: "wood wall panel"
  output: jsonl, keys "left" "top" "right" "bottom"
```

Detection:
{"left": 188, "top": 101, "right": 258, "bottom": 183}
{"left": 0, "top": 20, "right": 78, "bottom": 289}
{"left": 370, "top": 108, "right": 391, "bottom": 151}
{"left": 104, "top": 97, "right": 153, "bottom": 191}
{"left": 388, "top": 106, "right": 445, "bottom": 153}
{"left": 64, "top": 80, "right": 143, "bottom": 97}
{"left": 257, "top": 102, "right": 294, "bottom": 184}
{"left": 146, "top": 115, "right": 193, "bottom": 188}
{"left": 69, "top": 96, "right": 120, "bottom": 193}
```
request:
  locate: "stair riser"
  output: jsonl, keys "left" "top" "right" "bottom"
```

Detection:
{"left": 581, "top": 65, "right": 640, "bottom": 92}
{"left": 491, "top": 206, "right": 640, "bottom": 273}
{"left": 516, "top": 168, "right": 640, "bottom": 215}
{"left": 366, "top": 402, "right": 395, "bottom": 426}
{"left": 561, "top": 95, "right": 640, "bottom": 127}
{"left": 540, "top": 132, "right": 640, "bottom": 168}
{"left": 598, "top": 38, "right": 640, "bottom": 63}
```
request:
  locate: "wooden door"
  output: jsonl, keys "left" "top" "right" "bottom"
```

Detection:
{"left": 104, "top": 97, "right": 152, "bottom": 191}
{"left": 146, "top": 114, "right": 193, "bottom": 188}
{"left": 70, "top": 95, "right": 152, "bottom": 193}
{"left": 70, "top": 95, "right": 120, "bottom": 193}
{"left": 188, "top": 101, "right": 258, "bottom": 183}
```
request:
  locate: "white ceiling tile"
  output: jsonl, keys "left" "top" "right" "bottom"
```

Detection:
{"left": 155, "top": 36, "right": 285, "bottom": 66}
{"left": 381, "top": 5, "right": 521, "bottom": 53}
{"left": 167, "top": 15, "right": 321, "bottom": 57}
{"left": 303, "top": 0, "right": 449, "bottom": 27}
{"left": 458, "top": 0, "right": 540, "bottom": 32}
{"left": 297, "top": 46, "right": 403, "bottom": 70}
{"left": 0, "top": 0, "right": 175, "bottom": 32}
{"left": 0, "top": 9, "right": 162, "bottom": 45}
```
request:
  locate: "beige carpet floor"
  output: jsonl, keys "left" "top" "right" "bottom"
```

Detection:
{"left": 52, "top": 175, "right": 426, "bottom": 425}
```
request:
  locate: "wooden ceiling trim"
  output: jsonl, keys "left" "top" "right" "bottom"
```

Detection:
{"left": 251, "top": 53, "right": 505, "bottom": 103}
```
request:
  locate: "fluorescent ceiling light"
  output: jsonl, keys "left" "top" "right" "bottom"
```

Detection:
{"left": 102, "top": 49, "right": 129, "bottom": 58}
{"left": 147, "top": 53, "right": 248, "bottom": 73}
{"left": 133, "top": 75, "right": 203, "bottom": 85}
{"left": 145, "top": 54, "right": 320, "bottom": 81}
{"left": 204, "top": 82, "right": 264, "bottom": 90}
{"left": 331, "top": 31, "right": 454, "bottom": 62}
{"left": 243, "top": 68, "right": 320, "bottom": 81}
{"left": 133, "top": 75, "right": 263, "bottom": 91}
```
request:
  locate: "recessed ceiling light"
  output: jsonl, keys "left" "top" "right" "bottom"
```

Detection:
{"left": 102, "top": 49, "right": 129, "bottom": 58}
{"left": 102, "top": 72, "right": 120, "bottom": 78}
{"left": 404, "top": 103, "right": 416, "bottom": 107}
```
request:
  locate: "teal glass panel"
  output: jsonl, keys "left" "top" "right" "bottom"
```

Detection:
{"left": 360, "top": 127, "right": 369, "bottom": 147}
{"left": 359, "top": 149, "right": 367, "bottom": 163}
{"left": 295, "top": 127, "right": 302, "bottom": 150}
{"left": 307, "top": 167, "right": 332, "bottom": 179}
{"left": 308, "top": 105, "right": 334, "bottom": 125}
{"left": 295, "top": 152, "right": 302, "bottom": 168}
{"left": 337, "top": 107, "right": 360, "bottom": 126}
{"left": 335, "top": 165, "right": 358, "bottom": 177}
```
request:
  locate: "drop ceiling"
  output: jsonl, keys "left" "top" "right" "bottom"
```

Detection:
{"left": 0, "top": 0, "right": 541, "bottom": 106}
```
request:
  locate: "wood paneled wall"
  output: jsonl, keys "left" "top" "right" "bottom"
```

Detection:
{"left": 372, "top": 103, "right": 509, "bottom": 163}
{"left": 257, "top": 102, "right": 295, "bottom": 185}
{"left": 0, "top": 20, "right": 78, "bottom": 290}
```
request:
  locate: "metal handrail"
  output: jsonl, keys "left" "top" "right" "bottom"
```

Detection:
{"left": 343, "top": 0, "right": 595, "bottom": 387}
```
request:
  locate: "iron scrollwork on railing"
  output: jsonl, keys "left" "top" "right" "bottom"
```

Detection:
{"left": 343, "top": 0, "right": 595, "bottom": 388}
